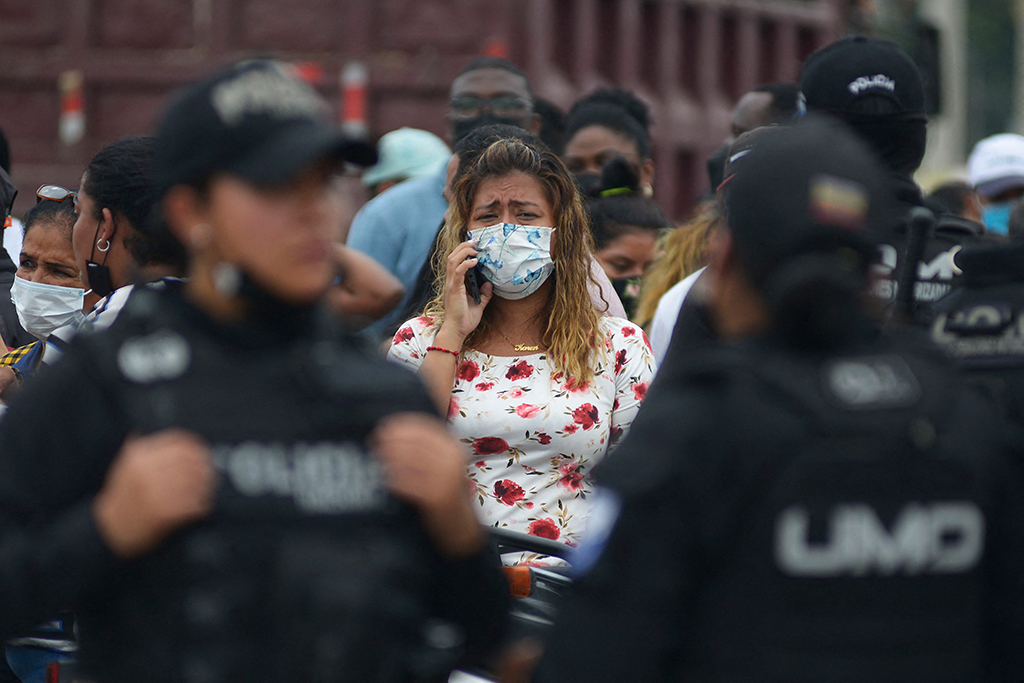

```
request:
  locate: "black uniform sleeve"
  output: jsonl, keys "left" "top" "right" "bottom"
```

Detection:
{"left": 534, "top": 387, "right": 710, "bottom": 683}
{"left": 986, "top": 444, "right": 1024, "bottom": 681}
{"left": 431, "top": 542, "right": 511, "bottom": 668}
{"left": 533, "top": 482, "right": 697, "bottom": 682}
{"left": 0, "top": 339, "right": 128, "bottom": 637}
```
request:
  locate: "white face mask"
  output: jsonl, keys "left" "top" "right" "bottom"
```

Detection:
{"left": 469, "top": 223, "right": 555, "bottom": 300}
{"left": 11, "top": 276, "right": 85, "bottom": 340}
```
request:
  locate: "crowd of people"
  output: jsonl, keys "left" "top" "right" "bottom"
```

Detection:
{"left": 0, "top": 31, "right": 1020, "bottom": 683}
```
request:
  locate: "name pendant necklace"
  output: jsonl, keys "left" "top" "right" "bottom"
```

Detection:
{"left": 496, "top": 327, "right": 539, "bottom": 353}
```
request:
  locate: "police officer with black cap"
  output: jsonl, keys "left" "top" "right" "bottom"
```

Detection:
{"left": 800, "top": 36, "right": 983, "bottom": 315}
{"left": 528, "top": 117, "right": 1024, "bottom": 683}
{"left": 0, "top": 60, "right": 509, "bottom": 683}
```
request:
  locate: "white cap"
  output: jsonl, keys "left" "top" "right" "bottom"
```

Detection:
{"left": 361, "top": 127, "right": 451, "bottom": 187}
{"left": 967, "top": 133, "right": 1024, "bottom": 199}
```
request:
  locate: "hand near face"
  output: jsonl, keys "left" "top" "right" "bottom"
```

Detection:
{"left": 92, "top": 429, "right": 216, "bottom": 558}
{"left": 440, "top": 239, "right": 494, "bottom": 344}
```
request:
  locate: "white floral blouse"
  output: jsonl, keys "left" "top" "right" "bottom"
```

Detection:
{"left": 387, "top": 315, "right": 656, "bottom": 563}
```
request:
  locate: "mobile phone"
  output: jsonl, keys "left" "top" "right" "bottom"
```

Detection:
{"left": 466, "top": 263, "right": 483, "bottom": 304}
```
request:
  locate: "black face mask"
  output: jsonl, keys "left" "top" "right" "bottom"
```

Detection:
{"left": 575, "top": 173, "right": 602, "bottom": 198}
{"left": 86, "top": 221, "right": 114, "bottom": 298}
{"left": 451, "top": 113, "right": 527, "bottom": 145}
{"left": 846, "top": 116, "right": 927, "bottom": 177}
{"left": 611, "top": 276, "right": 641, "bottom": 319}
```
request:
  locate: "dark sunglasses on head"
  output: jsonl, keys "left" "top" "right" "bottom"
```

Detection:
{"left": 36, "top": 185, "right": 76, "bottom": 204}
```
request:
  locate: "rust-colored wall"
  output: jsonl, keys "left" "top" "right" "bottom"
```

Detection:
{"left": 0, "top": 0, "right": 842, "bottom": 220}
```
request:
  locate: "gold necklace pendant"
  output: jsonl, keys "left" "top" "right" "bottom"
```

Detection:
{"left": 497, "top": 328, "right": 540, "bottom": 353}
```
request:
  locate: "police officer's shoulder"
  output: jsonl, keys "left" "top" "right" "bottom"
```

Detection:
{"left": 599, "top": 344, "right": 769, "bottom": 495}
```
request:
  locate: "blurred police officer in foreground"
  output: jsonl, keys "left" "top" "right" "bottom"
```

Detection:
{"left": 530, "top": 118, "right": 1024, "bottom": 683}
{"left": 0, "top": 60, "right": 508, "bottom": 683}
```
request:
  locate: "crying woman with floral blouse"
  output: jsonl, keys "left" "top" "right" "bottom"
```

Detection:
{"left": 388, "top": 134, "right": 655, "bottom": 564}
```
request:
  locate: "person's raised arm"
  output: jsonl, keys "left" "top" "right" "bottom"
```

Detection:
{"left": 416, "top": 240, "right": 492, "bottom": 415}
{"left": 326, "top": 243, "right": 405, "bottom": 322}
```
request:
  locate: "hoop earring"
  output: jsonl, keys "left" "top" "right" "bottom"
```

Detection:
{"left": 96, "top": 238, "right": 111, "bottom": 252}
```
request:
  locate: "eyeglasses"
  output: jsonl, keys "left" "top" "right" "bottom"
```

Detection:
{"left": 36, "top": 185, "right": 76, "bottom": 204}
{"left": 448, "top": 94, "right": 532, "bottom": 120}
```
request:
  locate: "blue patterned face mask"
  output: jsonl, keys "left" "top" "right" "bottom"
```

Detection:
{"left": 468, "top": 222, "right": 555, "bottom": 300}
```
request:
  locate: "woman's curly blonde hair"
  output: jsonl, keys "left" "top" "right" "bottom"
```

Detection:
{"left": 424, "top": 137, "right": 605, "bottom": 384}
{"left": 633, "top": 201, "right": 723, "bottom": 329}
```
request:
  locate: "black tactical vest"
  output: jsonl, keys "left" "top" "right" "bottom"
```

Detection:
{"left": 930, "top": 243, "right": 1024, "bottom": 430}
{"left": 73, "top": 287, "right": 459, "bottom": 683}
{"left": 671, "top": 338, "right": 1007, "bottom": 682}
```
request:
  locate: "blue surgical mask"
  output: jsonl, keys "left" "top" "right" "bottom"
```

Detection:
{"left": 982, "top": 202, "right": 1013, "bottom": 236}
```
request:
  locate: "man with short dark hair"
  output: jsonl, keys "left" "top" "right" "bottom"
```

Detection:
{"left": 346, "top": 57, "right": 540, "bottom": 339}
{"left": 707, "top": 82, "right": 800, "bottom": 191}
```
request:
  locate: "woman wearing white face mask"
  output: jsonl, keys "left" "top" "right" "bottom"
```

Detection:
{"left": 388, "top": 136, "right": 656, "bottom": 562}
{"left": 0, "top": 188, "right": 83, "bottom": 400}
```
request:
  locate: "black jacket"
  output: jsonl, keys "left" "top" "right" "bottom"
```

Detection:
{"left": 931, "top": 242, "right": 1024, "bottom": 433}
{"left": 537, "top": 327, "right": 1024, "bottom": 682}
{"left": 871, "top": 174, "right": 983, "bottom": 309}
{"left": 0, "top": 245, "right": 30, "bottom": 348}
{"left": 0, "top": 284, "right": 509, "bottom": 683}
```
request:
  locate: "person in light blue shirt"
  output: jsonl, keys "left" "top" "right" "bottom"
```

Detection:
{"left": 347, "top": 162, "right": 449, "bottom": 339}
{"left": 347, "top": 57, "right": 541, "bottom": 340}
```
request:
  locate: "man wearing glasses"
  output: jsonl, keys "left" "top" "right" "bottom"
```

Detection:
{"left": 346, "top": 56, "right": 540, "bottom": 341}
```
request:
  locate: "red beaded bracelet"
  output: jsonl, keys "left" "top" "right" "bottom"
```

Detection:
{"left": 426, "top": 345, "right": 459, "bottom": 358}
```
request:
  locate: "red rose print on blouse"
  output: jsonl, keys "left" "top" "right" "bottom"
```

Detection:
{"left": 562, "top": 423, "right": 579, "bottom": 434}
{"left": 563, "top": 376, "right": 590, "bottom": 392}
{"left": 475, "top": 381, "right": 495, "bottom": 391}
{"left": 472, "top": 437, "right": 510, "bottom": 455}
{"left": 528, "top": 518, "right": 561, "bottom": 540}
{"left": 572, "top": 403, "right": 600, "bottom": 430}
{"left": 448, "top": 398, "right": 460, "bottom": 419}
{"left": 494, "top": 479, "right": 526, "bottom": 506}
{"left": 558, "top": 462, "right": 585, "bottom": 492}
{"left": 457, "top": 360, "right": 480, "bottom": 382}
{"left": 515, "top": 404, "right": 540, "bottom": 418}
{"left": 394, "top": 326, "right": 414, "bottom": 343}
{"left": 621, "top": 326, "right": 636, "bottom": 337}
{"left": 506, "top": 361, "right": 534, "bottom": 381}
{"left": 614, "top": 349, "right": 627, "bottom": 374}
{"left": 537, "top": 432, "right": 552, "bottom": 445}
{"left": 632, "top": 381, "right": 649, "bottom": 401}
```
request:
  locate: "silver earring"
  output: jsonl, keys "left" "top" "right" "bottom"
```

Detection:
{"left": 212, "top": 262, "right": 242, "bottom": 297}
{"left": 96, "top": 237, "right": 111, "bottom": 252}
